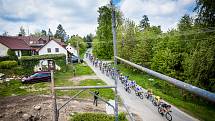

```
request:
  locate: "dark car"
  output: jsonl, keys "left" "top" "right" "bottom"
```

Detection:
{"left": 71, "top": 55, "right": 83, "bottom": 63}
{"left": 21, "top": 71, "right": 51, "bottom": 84}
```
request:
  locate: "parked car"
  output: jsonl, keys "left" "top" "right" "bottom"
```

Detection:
{"left": 71, "top": 55, "right": 83, "bottom": 63}
{"left": 21, "top": 71, "right": 51, "bottom": 84}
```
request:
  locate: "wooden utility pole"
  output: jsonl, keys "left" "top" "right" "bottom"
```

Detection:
{"left": 77, "top": 41, "right": 80, "bottom": 63}
{"left": 51, "top": 70, "right": 58, "bottom": 121}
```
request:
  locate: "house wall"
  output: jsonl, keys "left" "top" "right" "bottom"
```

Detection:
{"left": 38, "top": 40, "right": 68, "bottom": 63}
{"left": 0, "top": 43, "right": 9, "bottom": 56}
{"left": 66, "top": 45, "right": 78, "bottom": 56}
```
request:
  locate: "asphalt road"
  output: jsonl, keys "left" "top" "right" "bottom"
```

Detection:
{"left": 84, "top": 53, "right": 199, "bottom": 121}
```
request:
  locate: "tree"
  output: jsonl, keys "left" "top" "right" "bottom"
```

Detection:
{"left": 139, "top": 15, "right": 150, "bottom": 30}
{"left": 48, "top": 28, "right": 53, "bottom": 37}
{"left": 93, "top": 5, "right": 122, "bottom": 59}
{"left": 2, "top": 31, "right": 8, "bottom": 36}
{"left": 194, "top": 0, "right": 215, "bottom": 27}
{"left": 67, "top": 35, "right": 87, "bottom": 55}
{"left": 85, "top": 34, "right": 93, "bottom": 48}
{"left": 19, "top": 26, "right": 26, "bottom": 36}
{"left": 41, "top": 30, "right": 47, "bottom": 36}
{"left": 178, "top": 14, "right": 193, "bottom": 31}
{"left": 54, "top": 24, "right": 67, "bottom": 41}
{"left": 93, "top": 6, "right": 113, "bottom": 59}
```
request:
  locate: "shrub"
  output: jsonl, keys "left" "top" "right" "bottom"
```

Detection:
{"left": 0, "top": 61, "right": 18, "bottom": 69}
{"left": 0, "top": 56, "right": 17, "bottom": 62}
{"left": 71, "top": 112, "right": 127, "bottom": 121}
{"left": 7, "top": 49, "right": 16, "bottom": 57}
{"left": 0, "top": 66, "right": 25, "bottom": 77}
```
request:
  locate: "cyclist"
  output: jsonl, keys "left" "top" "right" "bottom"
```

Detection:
{"left": 124, "top": 81, "right": 130, "bottom": 92}
{"left": 146, "top": 89, "right": 153, "bottom": 99}
{"left": 153, "top": 96, "right": 163, "bottom": 106}
{"left": 130, "top": 80, "right": 136, "bottom": 89}
{"left": 99, "top": 60, "right": 102, "bottom": 70}
{"left": 135, "top": 85, "right": 143, "bottom": 96}
{"left": 119, "top": 73, "right": 123, "bottom": 81}
{"left": 160, "top": 103, "right": 171, "bottom": 116}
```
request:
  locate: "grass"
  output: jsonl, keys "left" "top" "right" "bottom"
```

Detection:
{"left": 0, "top": 63, "right": 93, "bottom": 96}
{"left": 74, "top": 63, "right": 94, "bottom": 76}
{"left": 0, "top": 63, "right": 115, "bottom": 101}
{"left": 117, "top": 64, "right": 215, "bottom": 121}
{"left": 70, "top": 112, "right": 127, "bottom": 121}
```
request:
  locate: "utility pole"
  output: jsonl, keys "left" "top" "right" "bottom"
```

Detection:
{"left": 111, "top": 0, "right": 118, "bottom": 121}
{"left": 77, "top": 40, "right": 80, "bottom": 63}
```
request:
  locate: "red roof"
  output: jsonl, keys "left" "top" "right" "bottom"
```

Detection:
{"left": 0, "top": 36, "right": 31, "bottom": 50}
{"left": 14, "top": 36, "right": 49, "bottom": 45}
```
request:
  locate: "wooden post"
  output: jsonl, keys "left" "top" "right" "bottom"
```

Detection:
{"left": 77, "top": 41, "right": 80, "bottom": 63}
{"left": 51, "top": 70, "right": 58, "bottom": 121}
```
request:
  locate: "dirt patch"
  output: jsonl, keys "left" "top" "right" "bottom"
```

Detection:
{"left": 70, "top": 75, "right": 100, "bottom": 85}
{"left": 0, "top": 95, "right": 107, "bottom": 121}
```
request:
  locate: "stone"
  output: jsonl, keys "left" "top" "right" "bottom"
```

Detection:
{"left": 34, "top": 105, "right": 41, "bottom": 110}
{"left": 22, "top": 113, "right": 31, "bottom": 120}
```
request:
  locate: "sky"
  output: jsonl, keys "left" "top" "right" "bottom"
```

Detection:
{"left": 0, "top": 0, "right": 196, "bottom": 37}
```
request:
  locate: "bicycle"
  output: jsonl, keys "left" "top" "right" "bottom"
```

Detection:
{"left": 158, "top": 103, "right": 172, "bottom": 121}
{"left": 135, "top": 91, "right": 144, "bottom": 99}
{"left": 124, "top": 85, "right": 131, "bottom": 93}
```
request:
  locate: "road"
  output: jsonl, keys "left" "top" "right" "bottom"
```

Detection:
{"left": 83, "top": 54, "right": 199, "bottom": 121}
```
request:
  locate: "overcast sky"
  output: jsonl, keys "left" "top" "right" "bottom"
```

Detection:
{"left": 0, "top": 0, "right": 196, "bottom": 37}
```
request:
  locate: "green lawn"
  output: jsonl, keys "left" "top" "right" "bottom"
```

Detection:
{"left": 0, "top": 63, "right": 114, "bottom": 101}
{"left": 117, "top": 65, "right": 215, "bottom": 121}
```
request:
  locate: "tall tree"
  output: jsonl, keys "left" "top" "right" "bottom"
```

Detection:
{"left": 93, "top": 6, "right": 113, "bottom": 59}
{"left": 194, "top": 0, "right": 215, "bottom": 27}
{"left": 139, "top": 15, "right": 150, "bottom": 30}
{"left": 178, "top": 14, "right": 193, "bottom": 31}
{"left": 54, "top": 24, "right": 66, "bottom": 41}
{"left": 85, "top": 34, "right": 93, "bottom": 48}
{"left": 41, "top": 30, "right": 47, "bottom": 36}
{"left": 19, "top": 26, "right": 26, "bottom": 36}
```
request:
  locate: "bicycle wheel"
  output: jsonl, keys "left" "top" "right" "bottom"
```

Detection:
{"left": 144, "top": 93, "right": 148, "bottom": 98}
{"left": 166, "top": 112, "right": 172, "bottom": 121}
{"left": 139, "top": 93, "right": 143, "bottom": 99}
{"left": 127, "top": 88, "right": 131, "bottom": 93}
{"left": 158, "top": 107, "right": 163, "bottom": 114}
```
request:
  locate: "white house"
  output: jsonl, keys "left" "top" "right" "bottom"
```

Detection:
{"left": 38, "top": 40, "right": 68, "bottom": 63}
{"left": 0, "top": 36, "right": 31, "bottom": 58}
{"left": 66, "top": 43, "right": 78, "bottom": 56}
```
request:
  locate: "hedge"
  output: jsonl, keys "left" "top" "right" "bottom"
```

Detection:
{"left": 71, "top": 112, "right": 127, "bottom": 121}
{"left": 0, "top": 66, "right": 25, "bottom": 77}
{"left": 20, "top": 54, "right": 66, "bottom": 74}
{"left": 0, "top": 56, "right": 17, "bottom": 62}
{"left": 0, "top": 61, "right": 18, "bottom": 69}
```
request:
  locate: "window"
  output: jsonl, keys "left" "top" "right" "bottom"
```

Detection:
{"left": 55, "top": 48, "right": 59, "bottom": 52}
{"left": 47, "top": 48, "right": 51, "bottom": 53}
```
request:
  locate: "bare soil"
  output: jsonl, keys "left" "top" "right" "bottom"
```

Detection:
{"left": 0, "top": 95, "right": 106, "bottom": 121}
{"left": 70, "top": 75, "right": 100, "bottom": 85}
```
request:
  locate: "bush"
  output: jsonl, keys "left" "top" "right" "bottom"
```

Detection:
{"left": 71, "top": 112, "right": 127, "bottom": 121}
{"left": 0, "top": 61, "right": 18, "bottom": 69}
{"left": 0, "top": 56, "right": 17, "bottom": 62}
{"left": 20, "top": 54, "right": 66, "bottom": 74}
{"left": 7, "top": 49, "right": 16, "bottom": 57}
